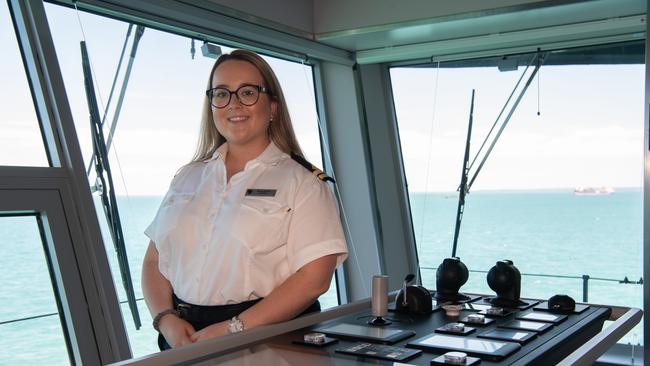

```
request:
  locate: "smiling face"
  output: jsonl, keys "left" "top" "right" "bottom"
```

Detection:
{"left": 210, "top": 60, "right": 277, "bottom": 152}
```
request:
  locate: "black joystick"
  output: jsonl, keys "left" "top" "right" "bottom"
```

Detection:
{"left": 435, "top": 257, "right": 471, "bottom": 302}
{"left": 487, "top": 260, "right": 525, "bottom": 308}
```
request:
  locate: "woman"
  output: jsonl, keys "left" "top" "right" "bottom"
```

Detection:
{"left": 142, "top": 50, "right": 348, "bottom": 350}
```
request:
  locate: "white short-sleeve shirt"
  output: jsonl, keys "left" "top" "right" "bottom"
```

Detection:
{"left": 145, "top": 142, "right": 348, "bottom": 305}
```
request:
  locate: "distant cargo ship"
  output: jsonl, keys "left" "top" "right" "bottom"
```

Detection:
{"left": 574, "top": 186, "right": 615, "bottom": 196}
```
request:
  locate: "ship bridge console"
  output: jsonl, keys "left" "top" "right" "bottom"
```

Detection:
{"left": 112, "top": 291, "right": 641, "bottom": 366}
{"left": 1, "top": 0, "right": 648, "bottom": 365}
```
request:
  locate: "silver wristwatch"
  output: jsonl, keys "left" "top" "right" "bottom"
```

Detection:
{"left": 227, "top": 315, "right": 245, "bottom": 334}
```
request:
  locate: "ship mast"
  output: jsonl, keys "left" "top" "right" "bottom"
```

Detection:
{"left": 451, "top": 52, "right": 546, "bottom": 257}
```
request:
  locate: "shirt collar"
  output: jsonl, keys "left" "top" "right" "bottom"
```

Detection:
{"left": 203, "top": 143, "right": 228, "bottom": 163}
{"left": 203, "top": 141, "right": 287, "bottom": 165}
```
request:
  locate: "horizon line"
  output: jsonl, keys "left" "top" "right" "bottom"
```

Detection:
{"left": 408, "top": 186, "right": 642, "bottom": 194}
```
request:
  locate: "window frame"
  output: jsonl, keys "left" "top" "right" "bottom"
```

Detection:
{"left": 4, "top": 0, "right": 648, "bottom": 363}
{"left": 0, "top": 186, "right": 104, "bottom": 364}
{"left": 5, "top": 1, "right": 356, "bottom": 363}
{"left": 383, "top": 43, "right": 647, "bottom": 347}
{"left": 5, "top": 0, "right": 131, "bottom": 362}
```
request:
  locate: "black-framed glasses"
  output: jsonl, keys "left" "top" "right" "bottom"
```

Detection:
{"left": 206, "top": 84, "right": 271, "bottom": 108}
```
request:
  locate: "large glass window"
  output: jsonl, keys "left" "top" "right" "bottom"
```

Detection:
{"left": 391, "top": 43, "right": 644, "bottom": 344}
{"left": 44, "top": 3, "right": 334, "bottom": 358}
{"left": 0, "top": 215, "right": 69, "bottom": 365}
{"left": 0, "top": 1, "right": 48, "bottom": 166}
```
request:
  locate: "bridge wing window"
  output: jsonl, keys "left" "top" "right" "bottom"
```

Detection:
{"left": 0, "top": 215, "right": 70, "bottom": 364}
{"left": 43, "top": 2, "right": 334, "bottom": 358}
{"left": 0, "top": 2, "right": 48, "bottom": 167}
{"left": 391, "top": 42, "right": 644, "bottom": 345}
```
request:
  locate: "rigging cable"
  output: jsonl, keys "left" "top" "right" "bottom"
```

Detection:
{"left": 83, "top": 23, "right": 140, "bottom": 239}
{"left": 81, "top": 41, "right": 141, "bottom": 329}
{"left": 73, "top": 2, "right": 105, "bottom": 111}
{"left": 467, "top": 52, "right": 546, "bottom": 190}
{"left": 105, "top": 26, "right": 145, "bottom": 154}
{"left": 537, "top": 54, "right": 541, "bottom": 116}
{"left": 299, "top": 59, "right": 369, "bottom": 298}
{"left": 418, "top": 61, "right": 441, "bottom": 263}
{"left": 467, "top": 55, "right": 534, "bottom": 174}
{"left": 85, "top": 25, "right": 145, "bottom": 176}
{"left": 85, "top": 22, "right": 132, "bottom": 177}
{"left": 451, "top": 52, "right": 547, "bottom": 257}
{"left": 103, "top": 25, "right": 133, "bottom": 127}
{"left": 74, "top": 3, "right": 142, "bottom": 328}
{"left": 100, "top": 25, "right": 146, "bottom": 223}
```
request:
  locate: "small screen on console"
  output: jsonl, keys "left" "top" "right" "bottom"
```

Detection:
{"left": 414, "top": 334, "right": 507, "bottom": 352}
{"left": 408, "top": 334, "right": 521, "bottom": 361}
{"left": 501, "top": 320, "right": 552, "bottom": 332}
{"left": 317, "top": 323, "right": 414, "bottom": 343}
{"left": 517, "top": 312, "right": 567, "bottom": 324}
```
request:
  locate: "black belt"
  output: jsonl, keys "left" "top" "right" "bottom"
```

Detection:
{"left": 158, "top": 295, "right": 321, "bottom": 350}
{"left": 173, "top": 293, "right": 262, "bottom": 330}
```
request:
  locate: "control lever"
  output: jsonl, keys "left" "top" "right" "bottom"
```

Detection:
{"left": 402, "top": 274, "right": 415, "bottom": 305}
{"left": 396, "top": 273, "right": 432, "bottom": 314}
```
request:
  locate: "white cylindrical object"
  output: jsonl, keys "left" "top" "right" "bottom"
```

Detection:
{"left": 444, "top": 351, "right": 467, "bottom": 365}
{"left": 371, "top": 275, "right": 389, "bottom": 317}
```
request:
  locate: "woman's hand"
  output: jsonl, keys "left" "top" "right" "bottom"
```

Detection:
{"left": 159, "top": 315, "right": 196, "bottom": 348}
{"left": 189, "top": 321, "right": 228, "bottom": 343}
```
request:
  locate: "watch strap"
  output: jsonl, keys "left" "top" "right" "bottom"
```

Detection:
{"left": 153, "top": 309, "right": 180, "bottom": 332}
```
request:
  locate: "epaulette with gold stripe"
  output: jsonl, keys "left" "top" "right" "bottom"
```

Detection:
{"left": 290, "top": 152, "right": 335, "bottom": 183}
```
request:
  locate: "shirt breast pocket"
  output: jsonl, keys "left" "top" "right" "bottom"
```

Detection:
{"left": 156, "top": 192, "right": 197, "bottom": 239}
{"left": 236, "top": 197, "right": 291, "bottom": 254}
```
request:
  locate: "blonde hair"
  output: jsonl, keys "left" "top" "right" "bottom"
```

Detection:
{"left": 192, "top": 50, "right": 304, "bottom": 162}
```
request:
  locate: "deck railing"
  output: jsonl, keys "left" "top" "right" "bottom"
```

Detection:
{"left": 0, "top": 270, "right": 643, "bottom": 326}
{"left": 420, "top": 266, "right": 643, "bottom": 302}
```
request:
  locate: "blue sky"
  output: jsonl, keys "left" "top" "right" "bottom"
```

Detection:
{"left": 1, "top": 2, "right": 645, "bottom": 194}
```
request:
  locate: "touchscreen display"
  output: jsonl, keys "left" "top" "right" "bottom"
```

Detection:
{"left": 415, "top": 334, "right": 507, "bottom": 352}
{"left": 519, "top": 312, "right": 562, "bottom": 322}
{"left": 409, "top": 333, "right": 521, "bottom": 360}
{"left": 336, "top": 343, "right": 422, "bottom": 362}
{"left": 320, "top": 323, "right": 403, "bottom": 339}
{"left": 505, "top": 320, "right": 549, "bottom": 331}
{"left": 485, "top": 329, "right": 530, "bottom": 340}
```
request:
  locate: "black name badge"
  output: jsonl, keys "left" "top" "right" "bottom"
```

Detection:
{"left": 245, "top": 189, "right": 277, "bottom": 197}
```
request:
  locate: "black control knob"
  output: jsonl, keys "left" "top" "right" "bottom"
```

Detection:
{"left": 487, "top": 260, "right": 522, "bottom": 307}
{"left": 435, "top": 257, "right": 470, "bottom": 302}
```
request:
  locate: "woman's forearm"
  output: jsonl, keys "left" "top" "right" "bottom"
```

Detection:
{"left": 141, "top": 241, "right": 174, "bottom": 317}
{"left": 238, "top": 254, "right": 338, "bottom": 329}
{"left": 143, "top": 241, "right": 196, "bottom": 347}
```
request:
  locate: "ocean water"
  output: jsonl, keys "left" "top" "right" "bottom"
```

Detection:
{"left": 410, "top": 190, "right": 644, "bottom": 347}
{"left": 409, "top": 190, "right": 643, "bottom": 294}
{"left": 0, "top": 190, "right": 644, "bottom": 364}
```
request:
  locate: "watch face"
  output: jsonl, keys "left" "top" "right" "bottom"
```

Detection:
{"left": 228, "top": 316, "right": 244, "bottom": 333}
